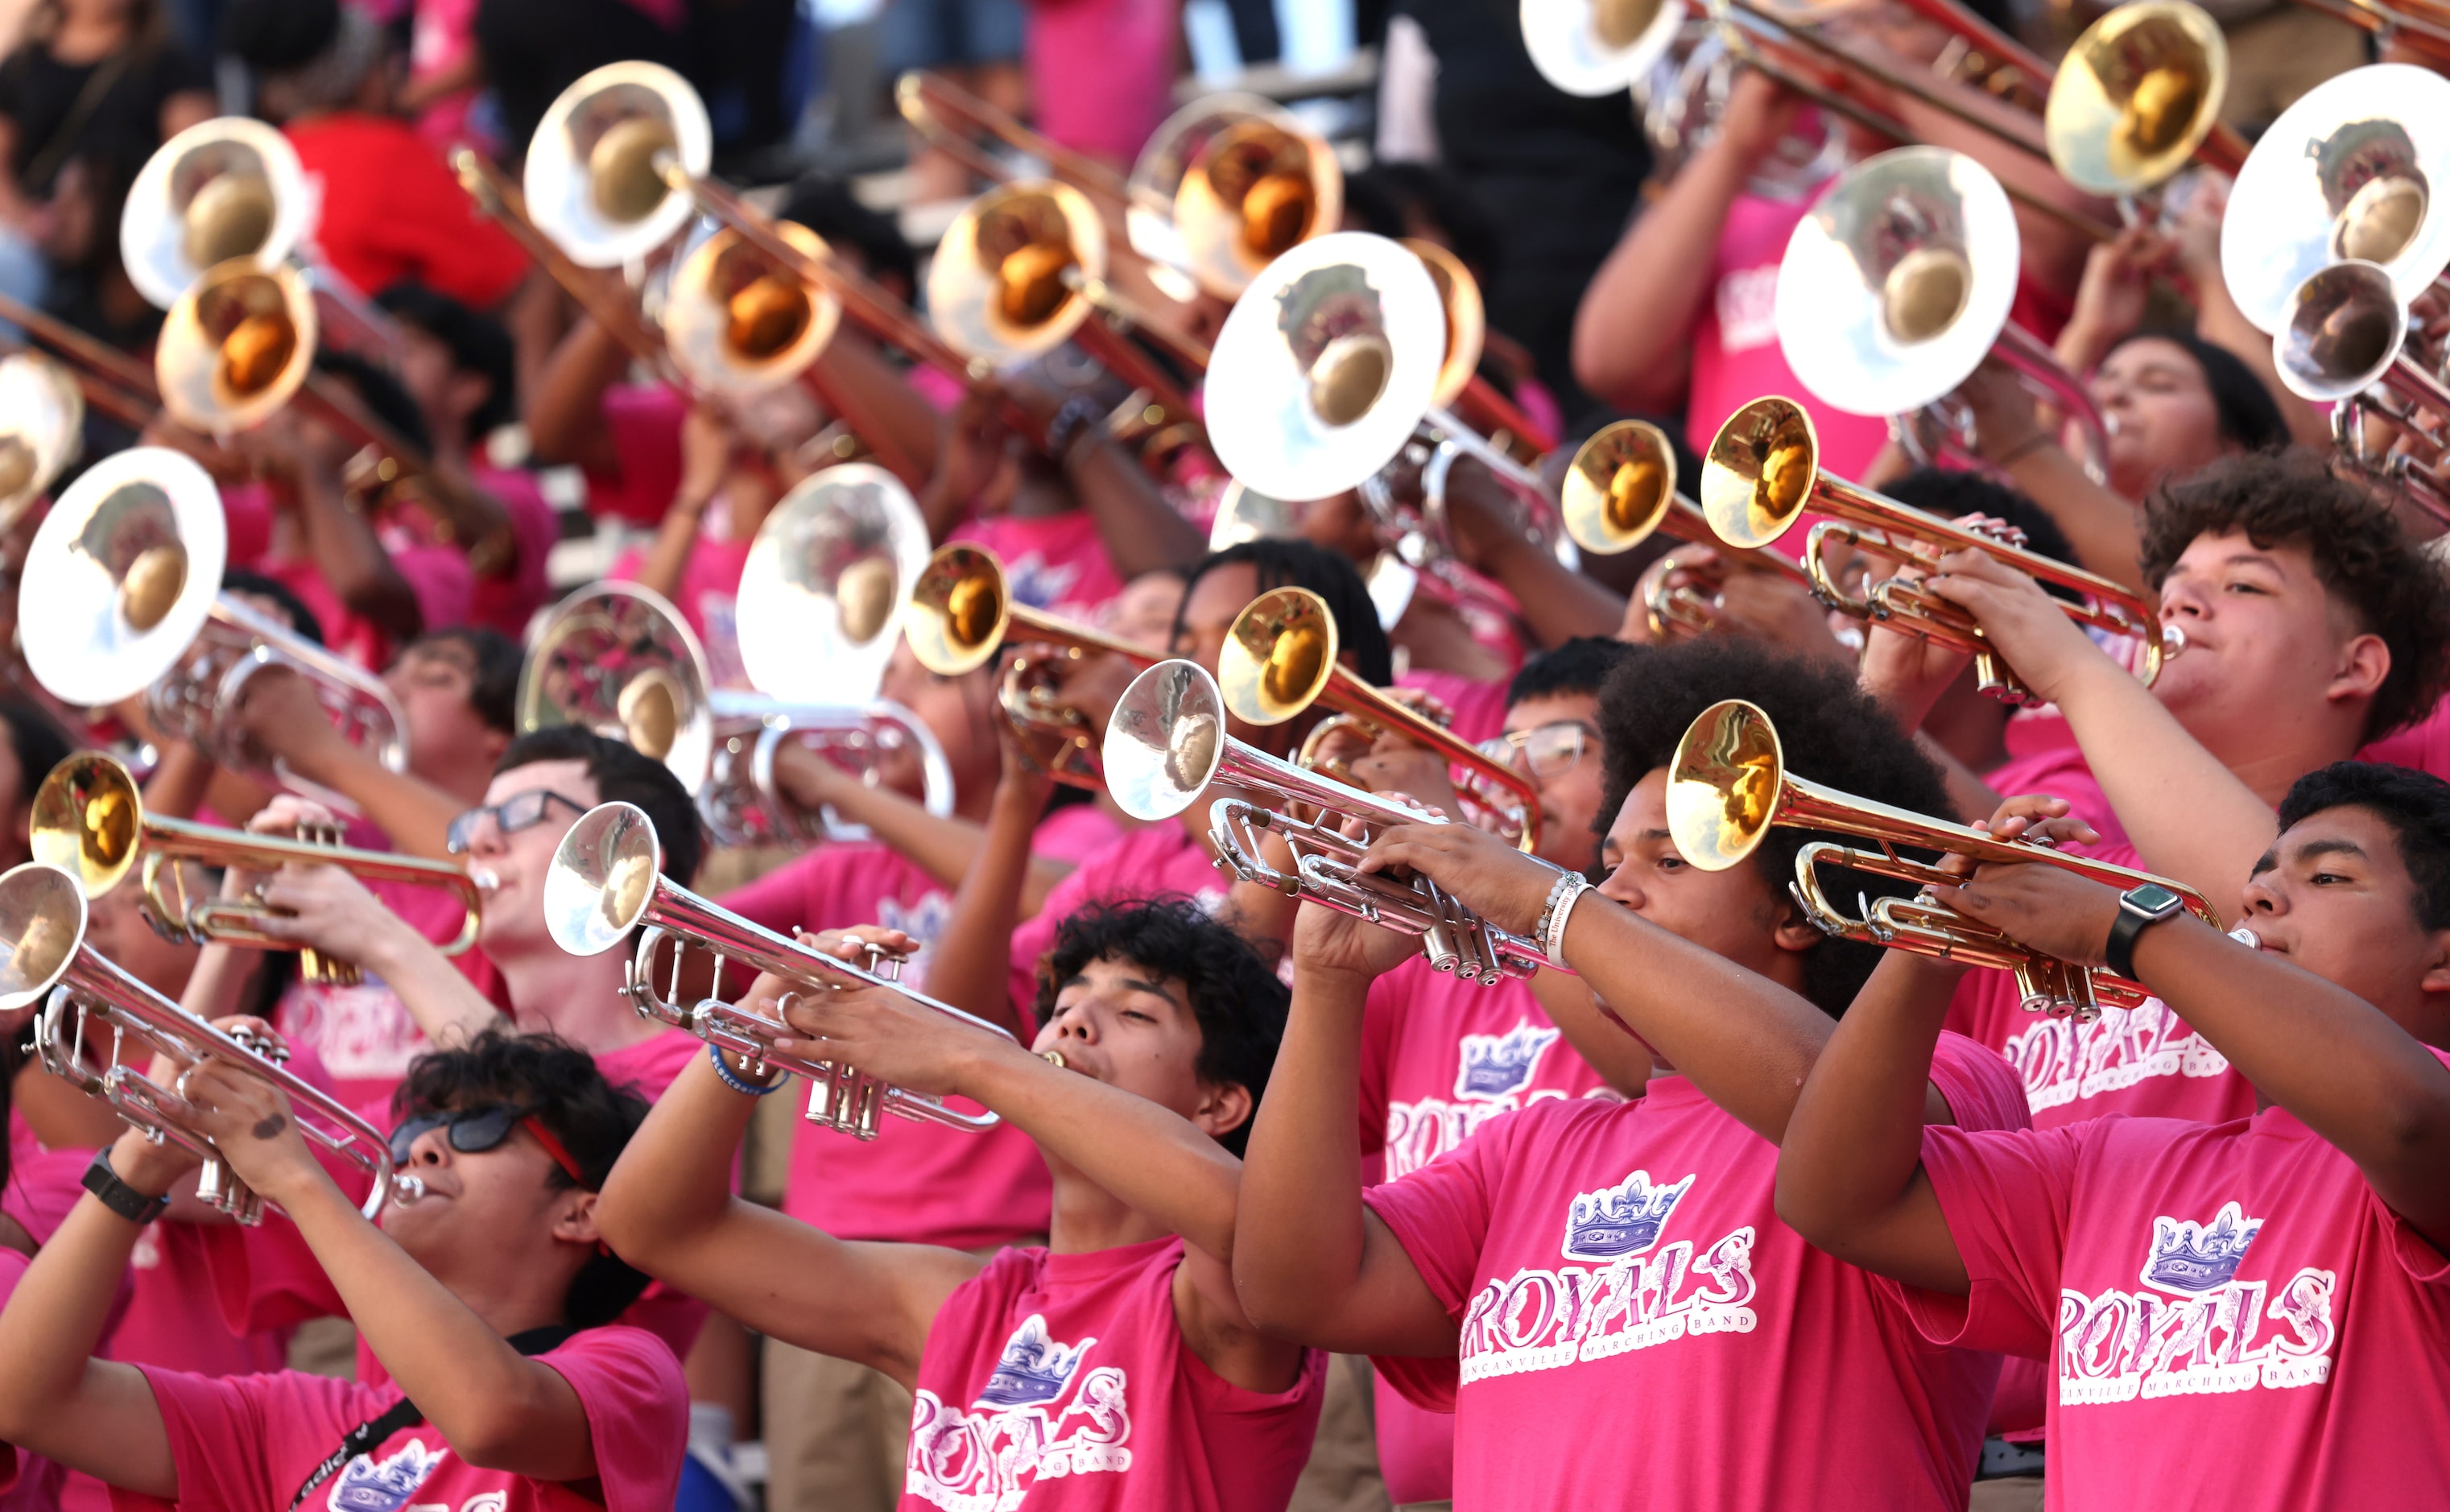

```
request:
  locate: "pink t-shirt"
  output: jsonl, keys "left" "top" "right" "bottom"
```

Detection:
{"left": 609, "top": 534, "right": 753, "bottom": 689}
{"left": 1356, "top": 963, "right": 1624, "bottom": 1504}
{"left": 2359, "top": 691, "right": 2450, "bottom": 776}
{"left": 721, "top": 842, "right": 1052, "bottom": 1249}
{"left": 1981, "top": 742, "right": 2130, "bottom": 851}
{"left": 5, "top": 1132, "right": 138, "bottom": 1512}
{"left": 109, "top": 1327, "right": 685, "bottom": 1512}
{"left": 1361, "top": 1035, "right": 2027, "bottom": 1510}
{"left": 469, "top": 463, "right": 561, "bottom": 638}
{"left": 1025, "top": 0, "right": 1175, "bottom": 167}
{"left": 1005, "top": 824, "right": 1225, "bottom": 1017}
{"left": 948, "top": 510, "right": 1126, "bottom": 627}
{"left": 0, "top": 1249, "right": 52, "bottom": 1512}
{"left": 1944, "top": 840, "right": 2256, "bottom": 1130}
{"left": 1390, "top": 668, "right": 1509, "bottom": 746}
{"left": 582, "top": 383, "right": 688, "bottom": 527}
{"left": 1894, "top": 1059, "right": 2450, "bottom": 1510}
{"left": 262, "top": 531, "right": 474, "bottom": 674}
{"left": 905, "top": 1236, "right": 1326, "bottom": 1510}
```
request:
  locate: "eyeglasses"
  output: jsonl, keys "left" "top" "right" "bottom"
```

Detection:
{"left": 1477, "top": 721, "right": 1597, "bottom": 779}
{"left": 445, "top": 790, "right": 588, "bottom": 855}
{"left": 389, "top": 1104, "right": 591, "bottom": 1188}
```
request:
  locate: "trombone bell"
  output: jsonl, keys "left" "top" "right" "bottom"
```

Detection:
{"left": 2044, "top": 1, "right": 2229, "bottom": 197}
{"left": 122, "top": 116, "right": 311, "bottom": 311}
{"left": 667, "top": 219, "right": 841, "bottom": 395}
{"left": 525, "top": 61, "right": 713, "bottom": 269}
{"left": 157, "top": 260, "right": 317, "bottom": 433}
{"left": 1521, "top": 0, "right": 1687, "bottom": 97}
{"left": 1175, "top": 114, "right": 1342, "bottom": 298}
{"left": 928, "top": 180, "right": 1106, "bottom": 365}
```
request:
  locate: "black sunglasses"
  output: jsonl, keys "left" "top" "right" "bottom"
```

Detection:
{"left": 388, "top": 1104, "right": 589, "bottom": 1186}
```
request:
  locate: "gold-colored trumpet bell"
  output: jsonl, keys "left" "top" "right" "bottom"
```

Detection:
{"left": 667, "top": 219, "right": 841, "bottom": 394}
{"left": 906, "top": 543, "right": 1012, "bottom": 678}
{"left": 2045, "top": 0, "right": 2229, "bottom": 196}
{"left": 1560, "top": 419, "right": 1678, "bottom": 553}
{"left": 928, "top": 180, "right": 1106, "bottom": 364}
{"left": 157, "top": 259, "right": 317, "bottom": 432}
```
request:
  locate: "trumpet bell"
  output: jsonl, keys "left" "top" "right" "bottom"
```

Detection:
{"left": 545, "top": 800, "right": 663, "bottom": 957}
{"left": 27, "top": 751, "right": 144, "bottom": 898}
{"left": 2043, "top": 1, "right": 2229, "bottom": 197}
{"left": 2274, "top": 258, "right": 2407, "bottom": 403}
{"left": 737, "top": 464, "right": 931, "bottom": 702}
{"left": 19, "top": 447, "right": 226, "bottom": 706}
{"left": 1175, "top": 114, "right": 1342, "bottom": 298}
{"left": 1700, "top": 396, "right": 1820, "bottom": 551}
{"left": 1126, "top": 94, "right": 1287, "bottom": 284}
{"left": 1664, "top": 697, "right": 1784, "bottom": 870}
{"left": 667, "top": 220, "right": 841, "bottom": 394}
{"left": 1219, "top": 586, "right": 1341, "bottom": 727}
{"left": 1561, "top": 418, "right": 1679, "bottom": 554}
{"left": 1103, "top": 659, "right": 1229, "bottom": 822}
{"left": 1521, "top": 0, "right": 1687, "bottom": 97}
{"left": 929, "top": 180, "right": 1107, "bottom": 365}
{"left": 0, "top": 353, "right": 85, "bottom": 533}
{"left": 122, "top": 116, "right": 312, "bottom": 311}
{"left": 1205, "top": 232, "right": 1446, "bottom": 500}
{"left": 525, "top": 61, "right": 713, "bottom": 269}
{"left": 519, "top": 582, "right": 715, "bottom": 791}
{"left": 1775, "top": 147, "right": 2020, "bottom": 419}
{"left": 1406, "top": 238, "right": 1485, "bottom": 410}
{"left": 0, "top": 861, "right": 85, "bottom": 1011}
{"left": 905, "top": 543, "right": 1013, "bottom": 677}
{"left": 156, "top": 259, "right": 318, "bottom": 433}
{"left": 2221, "top": 64, "right": 2450, "bottom": 333}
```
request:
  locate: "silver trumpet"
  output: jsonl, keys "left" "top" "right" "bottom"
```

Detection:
{"left": 0, "top": 861, "right": 420, "bottom": 1223}
{"left": 2274, "top": 258, "right": 2450, "bottom": 523}
{"left": 1102, "top": 659, "right": 1576, "bottom": 986}
{"left": 700, "top": 693, "right": 955, "bottom": 848}
{"left": 544, "top": 802, "right": 1014, "bottom": 1139}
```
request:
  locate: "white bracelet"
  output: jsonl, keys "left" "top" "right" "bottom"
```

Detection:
{"left": 1535, "top": 871, "right": 1593, "bottom": 965}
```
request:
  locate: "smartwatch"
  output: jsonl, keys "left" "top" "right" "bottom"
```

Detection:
{"left": 82, "top": 1147, "right": 171, "bottom": 1226}
{"left": 2105, "top": 882, "right": 2188, "bottom": 982}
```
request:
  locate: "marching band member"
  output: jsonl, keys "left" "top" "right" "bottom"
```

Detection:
{"left": 593, "top": 901, "right": 1328, "bottom": 1512}
{"left": 1234, "top": 640, "right": 2027, "bottom": 1510}
{"left": 0, "top": 1031, "right": 689, "bottom": 1512}
{"left": 1775, "top": 762, "right": 2450, "bottom": 1508}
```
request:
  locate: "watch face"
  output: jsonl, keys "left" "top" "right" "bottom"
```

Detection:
{"left": 2126, "top": 882, "right": 2185, "bottom": 917}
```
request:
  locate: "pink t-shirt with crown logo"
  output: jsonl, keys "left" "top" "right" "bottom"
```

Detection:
{"left": 1361, "top": 1034, "right": 2026, "bottom": 1510}
{"left": 104, "top": 1327, "right": 685, "bottom": 1512}
{"left": 1893, "top": 1054, "right": 2450, "bottom": 1510}
{"left": 905, "top": 1237, "right": 1325, "bottom": 1510}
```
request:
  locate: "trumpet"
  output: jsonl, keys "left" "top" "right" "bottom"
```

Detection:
{"left": 1561, "top": 418, "right": 1815, "bottom": 638}
{"left": 1667, "top": 697, "right": 2221, "bottom": 1019}
{"left": 904, "top": 543, "right": 1160, "bottom": 786}
{"left": 700, "top": 696, "right": 956, "bottom": 849}
{"left": 1118, "top": 94, "right": 1342, "bottom": 301}
{"left": 546, "top": 800, "right": 1016, "bottom": 1139}
{"left": 1700, "top": 396, "right": 2182, "bottom": 705}
{"left": 1220, "top": 586, "right": 1544, "bottom": 850}
{"left": 30, "top": 752, "right": 481, "bottom": 986}
{"left": 0, "top": 861, "right": 423, "bottom": 1221}
{"left": 2275, "top": 260, "right": 2450, "bottom": 523}
{"left": 1105, "top": 660, "right": 1572, "bottom": 984}
{"left": 1774, "top": 147, "right": 2109, "bottom": 484}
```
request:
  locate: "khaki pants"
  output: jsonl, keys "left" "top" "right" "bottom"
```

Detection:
{"left": 1969, "top": 1476, "right": 2045, "bottom": 1512}
{"left": 761, "top": 1337, "right": 915, "bottom": 1512}
{"left": 1287, "top": 1354, "right": 1391, "bottom": 1512}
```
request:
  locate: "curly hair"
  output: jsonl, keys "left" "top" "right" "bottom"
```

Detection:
{"left": 1172, "top": 540, "right": 1395, "bottom": 688}
{"left": 394, "top": 1031, "right": 655, "bottom": 1328}
{"left": 2138, "top": 449, "right": 2450, "bottom": 740}
{"left": 1595, "top": 639, "right": 1954, "bottom": 1017}
{"left": 2278, "top": 761, "right": 2450, "bottom": 932}
{"left": 497, "top": 725, "right": 706, "bottom": 887}
{"left": 1030, "top": 899, "right": 1289, "bottom": 1156}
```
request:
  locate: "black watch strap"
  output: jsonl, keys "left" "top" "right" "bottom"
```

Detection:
{"left": 83, "top": 1147, "right": 170, "bottom": 1226}
{"left": 2105, "top": 888, "right": 2181, "bottom": 982}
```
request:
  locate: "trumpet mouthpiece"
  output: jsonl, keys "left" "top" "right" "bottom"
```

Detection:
{"left": 589, "top": 116, "right": 680, "bottom": 224}
{"left": 390, "top": 1173, "right": 427, "bottom": 1206}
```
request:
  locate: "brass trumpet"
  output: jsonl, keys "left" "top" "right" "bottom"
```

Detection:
{"left": 1667, "top": 697, "right": 2221, "bottom": 1020}
{"left": 546, "top": 800, "right": 1016, "bottom": 1140}
{"left": 1105, "top": 660, "right": 1573, "bottom": 984}
{"left": 30, "top": 752, "right": 482, "bottom": 987}
{"left": 1219, "top": 586, "right": 1543, "bottom": 851}
{"left": 904, "top": 543, "right": 1159, "bottom": 786}
{"left": 1560, "top": 417, "right": 1815, "bottom": 638}
{"left": 1700, "top": 396, "right": 2182, "bottom": 704}
{"left": 0, "top": 861, "right": 420, "bottom": 1223}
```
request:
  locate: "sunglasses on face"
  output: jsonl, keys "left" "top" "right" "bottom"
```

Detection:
{"left": 1477, "top": 720, "right": 1597, "bottom": 779}
{"left": 388, "top": 1104, "right": 590, "bottom": 1187}
{"left": 445, "top": 790, "right": 588, "bottom": 855}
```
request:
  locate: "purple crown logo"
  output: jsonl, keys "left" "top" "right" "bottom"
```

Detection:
{"left": 1453, "top": 1021, "right": 1560, "bottom": 1101}
{"left": 327, "top": 1440, "right": 443, "bottom": 1512}
{"left": 2142, "top": 1202, "right": 2263, "bottom": 1294}
{"left": 1564, "top": 1169, "right": 1695, "bottom": 1262}
{"left": 1002, "top": 551, "right": 1080, "bottom": 613}
{"left": 977, "top": 1315, "right": 1091, "bottom": 1408}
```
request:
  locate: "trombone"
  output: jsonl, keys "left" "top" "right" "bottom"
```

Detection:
{"left": 1120, "top": 93, "right": 1344, "bottom": 301}
{"left": 1666, "top": 696, "right": 2221, "bottom": 1020}
{"left": 1700, "top": 396, "right": 2182, "bottom": 705}
{"left": 1560, "top": 418, "right": 1815, "bottom": 638}
{"left": 0, "top": 861, "right": 422, "bottom": 1223}
{"left": 1105, "top": 659, "right": 1574, "bottom": 984}
{"left": 1220, "top": 586, "right": 1544, "bottom": 850}
{"left": 904, "top": 543, "right": 1160, "bottom": 786}
{"left": 896, "top": 69, "right": 1159, "bottom": 221}
{"left": 545, "top": 800, "right": 1017, "bottom": 1139}
{"left": 29, "top": 752, "right": 482, "bottom": 988}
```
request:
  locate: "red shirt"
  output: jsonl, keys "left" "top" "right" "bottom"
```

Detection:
{"left": 1361, "top": 1035, "right": 2027, "bottom": 1510}
{"left": 1894, "top": 1054, "right": 2450, "bottom": 1510}
{"left": 288, "top": 114, "right": 528, "bottom": 309}
{"left": 907, "top": 1237, "right": 1326, "bottom": 1510}
{"left": 107, "top": 1328, "right": 684, "bottom": 1512}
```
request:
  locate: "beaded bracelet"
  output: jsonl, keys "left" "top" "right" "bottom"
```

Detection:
{"left": 1535, "top": 870, "right": 1593, "bottom": 965}
{"left": 708, "top": 1041, "right": 791, "bottom": 1097}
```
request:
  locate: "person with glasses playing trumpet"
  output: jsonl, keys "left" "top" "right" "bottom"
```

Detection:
{"left": 0, "top": 1027, "right": 691, "bottom": 1512}
{"left": 1233, "top": 638, "right": 2029, "bottom": 1512}
{"left": 1773, "top": 762, "right": 2450, "bottom": 1511}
